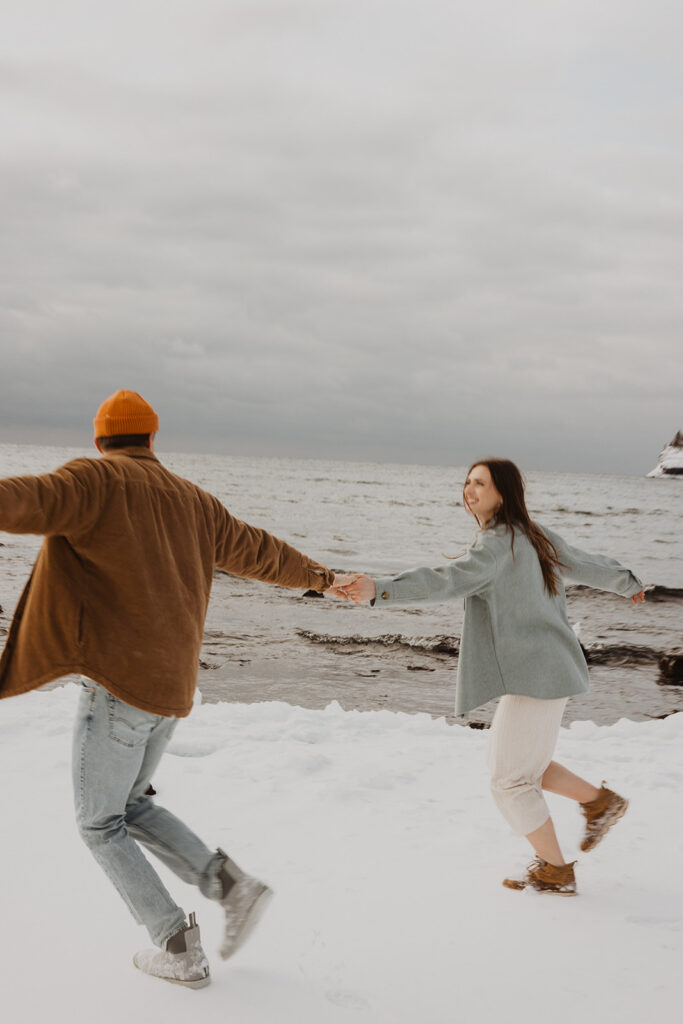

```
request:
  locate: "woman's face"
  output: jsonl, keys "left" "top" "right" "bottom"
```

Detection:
{"left": 464, "top": 464, "right": 503, "bottom": 525}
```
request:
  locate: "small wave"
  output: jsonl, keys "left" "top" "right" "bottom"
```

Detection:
{"left": 553, "top": 506, "right": 600, "bottom": 517}
{"left": 305, "top": 477, "right": 387, "bottom": 485}
{"left": 551, "top": 506, "right": 644, "bottom": 518}
{"left": 297, "top": 631, "right": 681, "bottom": 668}
{"left": 297, "top": 629, "right": 459, "bottom": 656}
{"left": 202, "top": 630, "right": 254, "bottom": 643}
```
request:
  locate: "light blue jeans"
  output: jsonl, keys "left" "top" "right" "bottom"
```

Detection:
{"left": 72, "top": 680, "right": 224, "bottom": 947}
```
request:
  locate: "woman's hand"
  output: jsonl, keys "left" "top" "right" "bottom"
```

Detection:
{"left": 325, "top": 573, "right": 363, "bottom": 600}
{"left": 342, "top": 574, "right": 377, "bottom": 604}
{"left": 631, "top": 589, "right": 645, "bottom": 606}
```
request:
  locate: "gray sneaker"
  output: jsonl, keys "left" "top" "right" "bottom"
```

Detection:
{"left": 216, "top": 849, "right": 273, "bottom": 960}
{"left": 133, "top": 912, "right": 210, "bottom": 989}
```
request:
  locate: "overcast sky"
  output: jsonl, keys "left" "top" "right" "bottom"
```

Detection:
{"left": 1, "top": 0, "right": 681, "bottom": 474}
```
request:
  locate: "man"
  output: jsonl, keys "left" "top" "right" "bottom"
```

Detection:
{"left": 0, "top": 389, "right": 346, "bottom": 988}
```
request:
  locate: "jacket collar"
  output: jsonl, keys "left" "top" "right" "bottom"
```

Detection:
{"left": 478, "top": 523, "right": 509, "bottom": 537}
{"left": 102, "top": 447, "right": 160, "bottom": 463}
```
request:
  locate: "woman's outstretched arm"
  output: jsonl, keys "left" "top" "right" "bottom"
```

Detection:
{"left": 543, "top": 526, "right": 644, "bottom": 600}
{"left": 340, "top": 544, "right": 498, "bottom": 606}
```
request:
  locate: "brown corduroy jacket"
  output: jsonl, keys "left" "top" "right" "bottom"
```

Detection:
{"left": 0, "top": 448, "right": 334, "bottom": 716}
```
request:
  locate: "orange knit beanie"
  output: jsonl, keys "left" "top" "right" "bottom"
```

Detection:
{"left": 93, "top": 390, "right": 159, "bottom": 439}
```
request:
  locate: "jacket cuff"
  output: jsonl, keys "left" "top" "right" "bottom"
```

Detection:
{"left": 624, "top": 573, "right": 644, "bottom": 598}
{"left": 309, "top": 565, "right": 335, "bottom": 591}
{"left": 371, "top": 576, "right": 399, "bottom": 606}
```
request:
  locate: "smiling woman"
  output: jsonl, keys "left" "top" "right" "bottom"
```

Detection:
{"left": 332, "top": 456, "right": 645, "bottom": 896}
{"left": 463, "top": 462, "right": 502, "bottom": 525}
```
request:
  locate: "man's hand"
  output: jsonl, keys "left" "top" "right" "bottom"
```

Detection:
{"left": 631, "top": 589, "right": 645, "bottom": 606}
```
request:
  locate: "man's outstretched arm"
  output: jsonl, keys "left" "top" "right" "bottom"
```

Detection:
{"left": 0, "top": 461, "right": 103, "bottom": 537}
{"left": 212, "top": 499, "right": 335, "bottom": 592}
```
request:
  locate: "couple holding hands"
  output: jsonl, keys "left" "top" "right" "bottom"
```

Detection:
{"left": 0, "top": 389, "right": 643, "bottom": 989}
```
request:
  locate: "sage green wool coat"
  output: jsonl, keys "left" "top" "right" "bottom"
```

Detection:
{"left": 372, "top": 525, "right": 643, "bottom": 716}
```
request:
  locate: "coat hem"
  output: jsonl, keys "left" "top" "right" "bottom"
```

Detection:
{"left": 0, "top": 663, "right": 193, "bottom": 718}
{"left": 456, "top": 681, "right": 589, "bottom": 717}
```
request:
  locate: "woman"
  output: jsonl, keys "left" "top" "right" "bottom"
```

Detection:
{"left": 336, "top": 458, "right": 645, "bottom": 896}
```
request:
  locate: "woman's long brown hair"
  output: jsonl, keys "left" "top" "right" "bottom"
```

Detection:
{"left": 464, "top": 457, "right": 565, "bottom": 596}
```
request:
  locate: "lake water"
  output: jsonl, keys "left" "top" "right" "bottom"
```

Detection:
{"left": 0, "top": 444, "right": 681, "bottom": 725}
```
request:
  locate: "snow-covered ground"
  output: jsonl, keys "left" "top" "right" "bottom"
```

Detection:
{"left": 3, "top": 685, "right": 681, "bottom": 1024}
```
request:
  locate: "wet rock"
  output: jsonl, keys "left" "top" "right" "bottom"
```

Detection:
{"left": 303, "top": 589, "right": 324, "bottom": 598}
{"left": 583, "top": 643, "right": 660, "bottom": 666}
{"left": 658, "top": 653, "right": 683, "bottom": 684}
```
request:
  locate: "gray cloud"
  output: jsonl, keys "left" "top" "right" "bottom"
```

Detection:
{"left": 1, "top": 0, "right": 681, "bottom": 473}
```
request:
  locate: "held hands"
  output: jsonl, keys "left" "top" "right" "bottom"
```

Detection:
{"left": 326, "top": 573, "right": 377, "bottom": 604}
{"left": 632, "top": 589, "right": 646, "bottom": 606}
{"left": 325, "top": 573, "right": 361, "bottom": 600}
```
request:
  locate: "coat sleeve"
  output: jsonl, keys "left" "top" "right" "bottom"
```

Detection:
{"left": 372, "top": 543, "right": 498, "bottom": 607}
{"left": 211, "top": 498, "right": 334, "bottom": 591}
{"left": 544, "top": 526, "right": 643, "bottom": 598}
{"left": 0, "top": 461, "right": 104, "bottom": 537}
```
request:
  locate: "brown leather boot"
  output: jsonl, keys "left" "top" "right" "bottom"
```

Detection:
{"left": 503, "top": 858, "right": 577, "bottom": 896}
{"left": 580, "top": 782, "right": 629, "bottom": 852}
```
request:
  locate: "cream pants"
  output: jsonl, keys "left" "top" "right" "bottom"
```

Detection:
{"left": 487, "top": 694, "right": 568, "bottom": 836}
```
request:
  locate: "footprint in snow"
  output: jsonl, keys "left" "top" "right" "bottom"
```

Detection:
{"left": 326, "top": 988, "right": 372, "bottom": 1010}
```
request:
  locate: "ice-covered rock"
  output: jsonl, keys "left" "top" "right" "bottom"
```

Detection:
{"left": 646, "top": 430, "right": 683, "bottom": 477}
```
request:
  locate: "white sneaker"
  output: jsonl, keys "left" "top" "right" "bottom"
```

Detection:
{"left": 216, "top": 849, "right": 273, "bottom": 960}
{"left": 134, "top": 912, "right": 210, "bottom": 989}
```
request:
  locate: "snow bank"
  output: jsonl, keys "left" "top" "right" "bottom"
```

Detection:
{"left": 3, "top": 685, "right": 681, "bottom": 1024}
